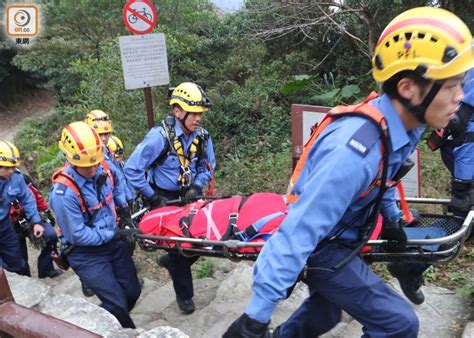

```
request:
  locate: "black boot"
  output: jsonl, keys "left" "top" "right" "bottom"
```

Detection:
{"left": 388, "top": 263, "right": 425, "bottom": 305}
{"left": 176, "top": 298, "right": 195, "bottom": 314}
{"left": 81, "top": 280, "right": 95, "bottom": 297}
{"left": 38, "top": 269, "right": 63, "bottom": 279}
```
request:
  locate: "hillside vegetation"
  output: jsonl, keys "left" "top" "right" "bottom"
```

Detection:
{"left": 0, "top": 0, "right": 471, "bottom": 293}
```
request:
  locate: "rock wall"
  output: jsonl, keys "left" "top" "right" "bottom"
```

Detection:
{"left": 4, "top": 259, "right": 473, "bottom": 337}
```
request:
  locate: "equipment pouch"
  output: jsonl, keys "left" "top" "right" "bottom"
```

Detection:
{"left": 392, "top": 157, "right": 415, "bottom": 182}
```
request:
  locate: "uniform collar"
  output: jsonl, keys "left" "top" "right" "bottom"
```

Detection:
{"left": 369, "top": 93, "right": 412, "bottom": 152}
{"left": 175, "top": 122, "right": 197, "bottom": 140}
{"left": 65, "top": 164, "right": 103, "bottom": 188}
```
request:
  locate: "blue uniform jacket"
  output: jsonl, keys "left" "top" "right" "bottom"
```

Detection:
{"left": 453, "top": 69, "right": 474, "bottom": 181}
{"left": 246, "top": 94, "right": 424, "bottom": 323}
{"left": 115, "top": 159, "right": 137, "bottom": 202}
{"left": 49, "top": 164, "right": 121, "bottom": 246}
{"left": 453, "top": 112, "right": 474, "bottom": 181}
{"left": 124, "top": 122, "right": 216, "bottom": 198}
{"left": 104, "top": 147, "right": 135, "bottom": 203}
{"left": 0, "top": 170, "right": 41, "bottom": 224}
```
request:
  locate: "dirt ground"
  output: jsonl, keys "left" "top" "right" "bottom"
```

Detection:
{"left": 0, "top": 88, "right": 172, "bottom": 284}
{"left": 0, "top": 88, "right": 56, "bottom": 142}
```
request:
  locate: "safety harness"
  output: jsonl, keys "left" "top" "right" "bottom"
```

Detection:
{"left": 287, "top": 92, "right": 391, "bottom": 269}
{"left": 52, "top": 161, "right": 115, "bottom": 226}
{"left": 150, "top": 115, "right": 214, "bottom": 193}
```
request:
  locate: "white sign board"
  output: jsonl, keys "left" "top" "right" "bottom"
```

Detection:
{"left": 302, "top": 110, "right": 326, "bottom": 142}
{"left": 300, "top": 110, "right": 421, "bottom": 197}
{"left": 396, "top": 149, "right": 420, "bottom": 198}
{"left": 119, "top": 33, "right": 169, "bottom": 90}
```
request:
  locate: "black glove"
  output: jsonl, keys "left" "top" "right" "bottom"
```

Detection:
{"left": 147, "top": 193, "right": 167, "bottom": 210}
{"left": 115, "top": 228, "right": 141, "bottom": 244}
{"left": 381, "top": 218, "right": 407, "bottom": 252}
{"left": 223, "top": 313, "right": 269, "bottom": 338}
{"left": 183, "top": 184, "right": 202, "bottom": 204}
{"left": 40, "top": 209, "right": 56, "bottom": 227}
{"left": 117, "top": 205, "right": 133, "bottom": 229}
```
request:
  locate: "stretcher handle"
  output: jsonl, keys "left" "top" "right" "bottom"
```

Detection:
{"left": 132, "top": 207, "right": 148, "bottom": 220}
{"left": 401, "top": 197, "right": 450, "bottom": 204}
{"left": 135, "top": 234, "right": 265, "bottom": 248}
{"left": 136, "top": 210, "right": 473, "bottom": 251}
{"left": 367, "top": 210, "right": 473, "bottom": 246}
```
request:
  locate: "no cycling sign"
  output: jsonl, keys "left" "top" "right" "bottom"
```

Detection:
{"left": 122, "top": 0, "right": 157, "bottom": 35}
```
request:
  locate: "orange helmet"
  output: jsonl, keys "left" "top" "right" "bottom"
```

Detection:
{"left": 59, "top": 121, "right": 104, "bottom": 167}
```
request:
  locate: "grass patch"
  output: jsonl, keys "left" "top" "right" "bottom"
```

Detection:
{"left": 192, "top": 257, "right": 214, "bottom": 279}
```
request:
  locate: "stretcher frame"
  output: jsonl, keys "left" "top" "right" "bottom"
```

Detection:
{"left": 133, "top": 198, "right": 473, "bottom": 265}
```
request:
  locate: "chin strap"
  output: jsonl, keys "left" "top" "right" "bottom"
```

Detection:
{"left": 398, "top": 80, "right": 444, "bottom": 123}
{"left": 177, "top": 112, "right": 191, "bottom": 134}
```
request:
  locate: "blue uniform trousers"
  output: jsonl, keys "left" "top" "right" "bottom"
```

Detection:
{"left": 162, "top": 253, "right": 199, "bottom": 301}
{"left": 279, "top": 242, "right": 419, "bottom": 338}
{"left": 152, "top": 186, "right": 200, "bottom": 301}
{"left": 0, "top": 217, "right": 29, "bottom": 276}
{"left": 18, "top": 222, "right": 57, "bottom": 276}
{"left": 67, "top": 240, "right": 141, "bottom": 328}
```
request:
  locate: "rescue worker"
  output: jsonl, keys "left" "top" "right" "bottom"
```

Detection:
{"left": 224, "top": 7, "right": 473, "bottom": 337}
{"left": 12, "top": 173, "right": 62, "bottom": 278}
{"left": 0, "top": 140, "right": 44, "bottom": 276}
{"left": 107, "top": 135, "right": 137, "bottom": 206}
{"left": 86, "top": 110, "right": 136, "bottom": 206}
{"left": 83, "top": 110, "right": 135, "bottom": 297}
{"left": 388, "top": 68, "right": 474, "bottom": 305}
{"left": 124, "top": 82, "right": 216, "bottom": 314}
{"left": 49, "top": 122, "right": 141, "bottom": 328}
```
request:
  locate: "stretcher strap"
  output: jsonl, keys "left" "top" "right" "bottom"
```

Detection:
{"left": 397, "top": 183, "right": 414, "bottom": 223}
{"left": 238, "top": 211, "right": 286, "bottom": 241}
{"left": 202, "top": 203, "right": 221, "bottom": 240}
{"left": 221, "top": 196, "right": 247, "bottom": 240}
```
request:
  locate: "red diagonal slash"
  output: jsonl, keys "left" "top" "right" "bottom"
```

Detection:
{"left": 127, "top": 6, "right": 153, "bottom": 26}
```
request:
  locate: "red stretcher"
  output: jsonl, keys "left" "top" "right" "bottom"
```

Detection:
{"left": 134, "top": 194, "right": 473, "bottom": 265}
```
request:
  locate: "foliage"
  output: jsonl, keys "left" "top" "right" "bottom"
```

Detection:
{"left": 5, "top": 0, "right": 473, "bottom": 296}
{"left": 192, "top": 257, "right": 214, "bottom": 279}
{"left": 280, "top": 73, "right": 368, "bottom": 106}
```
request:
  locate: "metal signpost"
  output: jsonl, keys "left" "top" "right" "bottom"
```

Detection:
{"left": 121, "top": 0, "right": 168, "bottom": 129}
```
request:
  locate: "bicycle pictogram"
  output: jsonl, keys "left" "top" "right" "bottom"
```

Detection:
{"left": 122, "top": 0, "right": 157, "bottom": 35}
{"left": 128, "top": 7, "right": 152, "bottom": 24}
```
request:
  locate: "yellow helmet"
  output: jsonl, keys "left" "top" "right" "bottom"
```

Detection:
{"left": 372, "top": 7, "right": 473, "bottom": 82}
{"left": 169, "top": 82, "right": 211, "bottom": 113}
{"left": 59, "top": 121, "right": 104, "bottom": 167}
{"left": 85, "top": 109, "right": 113, "bottom": 134}
{"left": 0, "top": 140, "right": 20, "bottom": 167}
{"left": 107, "top": 135, "right": 124, "bottom": 158}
